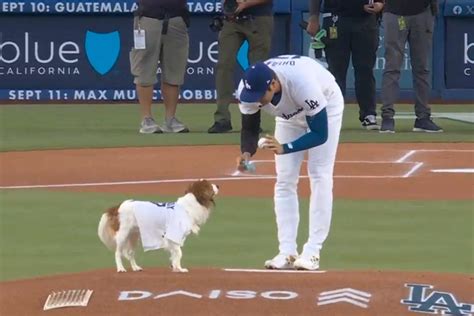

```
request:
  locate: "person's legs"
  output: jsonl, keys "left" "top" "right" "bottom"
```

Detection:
{"left": 160, "top": 16, "right": 189, "bottom": 133}
{"left": 381, "top": 12, "right": 408, "bottom": 121}
{"left": 269, "top": 119, "right": 306, "bottom": 264}
{"left": 130, "top": 17, "right": 162, "bottom": 133}
{"left": 296, "top": 94, "right": 343, "bottom": 271}
{"left": 351, "top": 16, "right": 378, "bottom": 125}
{"left": 137, "top": 85, "right": 155, "bottom": 118}
{"left": 323, "top": 16, "right": 351, "bottom": 96}
{"left": 245, "top": 16, "right": 273, "bottom": 65}
{"left": 210, "top": 21, "right": 245, "bottom": 132}
{"left": 407, "top": 10, "right": 442, "bottom": 132}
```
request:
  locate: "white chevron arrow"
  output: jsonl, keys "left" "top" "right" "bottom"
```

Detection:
{"left": 318, "top": 297, "right": 369, "bottom": 308}
{"left": 318, "top": 288, "right": 372, "bottom": 308}
{"left": 318, "top": 292, "right": 371, "bottom": 302}
{"left": 320, "top": 288, "right": 372, "bottom": 298}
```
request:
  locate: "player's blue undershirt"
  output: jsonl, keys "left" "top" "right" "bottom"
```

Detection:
{"left": 282, "top": 108, "right": 328, "bottom": 154}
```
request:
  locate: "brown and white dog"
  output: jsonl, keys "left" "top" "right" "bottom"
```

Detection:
{"left": 98, "top": 180, "right": 219, "bottom": 273}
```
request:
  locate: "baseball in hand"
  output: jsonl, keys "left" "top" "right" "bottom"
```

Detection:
{"left": 258, "top": 137, "right": 269, "bottom": 149}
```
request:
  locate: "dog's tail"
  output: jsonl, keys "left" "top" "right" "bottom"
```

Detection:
{"left": 98, "top": 205, "right": 120, "bottom": 251}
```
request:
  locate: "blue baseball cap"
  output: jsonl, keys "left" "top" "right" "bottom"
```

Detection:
{"left": 239, "top": 62, "right": 273, "bottom": 103}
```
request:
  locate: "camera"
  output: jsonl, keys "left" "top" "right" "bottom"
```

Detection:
{"left": 209, "top": 15, "right": 224, "bottom": 32}
{"left": 223, "top": 0, "right": 238, "bottom": 15}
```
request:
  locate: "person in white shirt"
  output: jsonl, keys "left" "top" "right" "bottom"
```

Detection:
{"left": 236, "top": 55, "right": 344, "bottom": 270}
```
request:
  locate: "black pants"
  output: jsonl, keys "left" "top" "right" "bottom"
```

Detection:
{"left": 323, "top": 14, "right": 379, "bottom": 121}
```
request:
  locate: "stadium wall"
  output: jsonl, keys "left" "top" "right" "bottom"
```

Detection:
{"left": 0, "top": 0, "right": 472, "bottom": 102}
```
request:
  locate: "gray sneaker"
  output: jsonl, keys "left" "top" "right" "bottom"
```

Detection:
{"left": 139, "top": 117, "right": 162, "bottom": 134}
{"left": 162, "top": 117, "right": 189, "bottom": 133}
{"left": 413, "top": 118, "right": 443, "bottom": 133}
{"left": 380, "top": 118, "right": 395, "bottom": 133}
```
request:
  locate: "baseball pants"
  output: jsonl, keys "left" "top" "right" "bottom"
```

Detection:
{"left": 273, "top": 93, "right": 343, "bottom": 257}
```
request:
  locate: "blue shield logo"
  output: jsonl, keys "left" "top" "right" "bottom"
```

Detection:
{"left": 85, "top": 31, "right": 120, "bottom": 75}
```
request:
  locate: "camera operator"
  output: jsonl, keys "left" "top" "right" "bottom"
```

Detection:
{"left": 208, "top": 0, "right": 274, "bottom": 133}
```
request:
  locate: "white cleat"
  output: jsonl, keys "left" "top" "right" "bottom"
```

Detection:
{"left": 264, "top": 254, "right": 297, "bottom": 270}
{"left": 293, "top": 255, "right": 320, "bottom": 271}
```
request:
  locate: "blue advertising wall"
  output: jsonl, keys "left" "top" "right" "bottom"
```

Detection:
{"left": 0, "top": 0, "right": 473, "bottom": 102}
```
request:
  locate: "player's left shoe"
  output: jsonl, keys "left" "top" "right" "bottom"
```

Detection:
{"left": 361, "top": 115, "right": 380, "bottom": 130}
{"left": 293, "top": 254, "right": 320, "bottom": 270}
{"left": 412, "top": 118, "right": 443, "bottom": 133}
{"left": 264, "top": 253, "right": 297, "bottom": 270}
{"left": 162, "top": 117, "right": 189, "bottom": 133}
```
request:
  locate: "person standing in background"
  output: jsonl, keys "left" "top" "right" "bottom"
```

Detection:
{"left": 208, "top": 0, "right": 274, "bottom": 133}
{"left": 307, "top": 0, "right": 383, "bottom": 130}
{"left": 380, "top": 0, "right": 443, "bottom": 133}
{"left": 130, "top": 0, "right": 190, "bottom": 134}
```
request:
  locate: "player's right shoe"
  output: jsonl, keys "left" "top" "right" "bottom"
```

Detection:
{"left": 264, "top": 254, "right": 297, "bottom": 270}
{"left": 293, "top": 254, "right": 320, "bottom": 270}
{"left": 139, "top": 117, "right": 162, "bottom": 134}
{"left": 162, "top": 117, "right": 189, "bottom": 133}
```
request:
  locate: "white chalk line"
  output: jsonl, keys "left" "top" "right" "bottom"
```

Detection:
{"left": 402, "top": 162, "right": 424, "bottom": 178}
{"left": 2, "top": 149, "right": 470, "bottom": 190}
{"left": 224, "top": 268, "right": 326, "bottom": 274}
{"left": 0, "top": 175, "right": 406, "bottom": 190}
{"left": 396, "top": 150, "right": 417, "bottom": 163}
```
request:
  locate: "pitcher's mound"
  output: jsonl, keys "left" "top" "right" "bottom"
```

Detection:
{"left": 1, "top": 268, "right": 472, "bottom": 316}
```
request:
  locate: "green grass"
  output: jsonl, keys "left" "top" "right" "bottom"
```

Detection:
{"left": 0, "top": 103, "right": 472, "bottom": 151}
{"left": 0, "top": 103, "right": 472, "bottom": 281}
{"left": 0, "top": 190, "right": 472, "bottom": 281}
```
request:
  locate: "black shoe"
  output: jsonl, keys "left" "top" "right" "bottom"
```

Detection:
{"left": 380, "top": 118, "right": 395, "bottom": 133}
{"left": 361, "top": 115, "right": 380, "bottom": 131}
{"left": 413, "top": 118, "right": 443, "bottom": 133}
{"left": 208, "top": 121, "right": 232, "bottom": 133}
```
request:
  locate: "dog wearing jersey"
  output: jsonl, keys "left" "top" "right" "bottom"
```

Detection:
{"left": 98, "top": 180, "right": 219, "bottom": 273}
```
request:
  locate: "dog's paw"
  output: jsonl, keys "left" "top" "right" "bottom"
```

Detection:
{"left": 117, "top": 267, "right": 127, "bottom": 273}
{"left": 132, "top": 266, "right": 143, "bottom": 272}
{"left": 172, "top": 267, "right": 188, "bottom": 273}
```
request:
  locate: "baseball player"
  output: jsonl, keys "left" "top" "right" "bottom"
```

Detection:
{"left": 236, "top": 56, "right": 344, "bottom": 270}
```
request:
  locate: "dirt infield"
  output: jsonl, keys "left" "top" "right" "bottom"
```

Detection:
{"left": 0, "top": 143, "right": 473, "bottom": 315}
{"left": 1, "top": 268, "right": 472, "bottom": 316}
{"left": 1, "top": 143, "right": 473, "bottom": 199}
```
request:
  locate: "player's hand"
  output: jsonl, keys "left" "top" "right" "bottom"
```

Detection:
{"left": 261, "top": 135, "right": 284, "bottom": 155}
{"left": 306, "top": 15, "right": 320, "bottom": 37}
{"left": 235, "top": 0, "right": 249, "bottom": 15}
{"left": 236, "top": 152, "right": 251, "bottom": 172}
{"left": 364, "top": 2, "right": 383, "bottom": 14}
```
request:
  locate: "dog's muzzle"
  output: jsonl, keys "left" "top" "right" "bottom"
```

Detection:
{"left": 212, "top": 184, "right": 219, "bottom": 195}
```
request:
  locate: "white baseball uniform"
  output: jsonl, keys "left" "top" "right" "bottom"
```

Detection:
{"left": 238, "top": 55, "right": 344, "bottom": 258}
{"left": 130, "top": 200, "right": 192, "bottom": 251}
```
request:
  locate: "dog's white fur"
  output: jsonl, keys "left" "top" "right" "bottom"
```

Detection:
{"left": 98, "top": 181, "right": 218, "bottom": 273}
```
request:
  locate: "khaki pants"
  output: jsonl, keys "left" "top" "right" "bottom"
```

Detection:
{"left": 214, "top": 16, "right": 273, "bottom": 123}
{"left": 130, "top": 16, "right": 189, "bottom": 86}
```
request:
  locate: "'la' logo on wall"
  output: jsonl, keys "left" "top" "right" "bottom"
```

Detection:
{"left": 401, "top": 284, "right": 473, "bottom": 315}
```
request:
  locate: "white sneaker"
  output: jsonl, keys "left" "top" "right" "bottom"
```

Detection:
{"left": 264, "top": 253, "right": 297, "bottom": 270}
{"left": 162, "top": 117, "right": 189, "bottom": 133}
{"left": 293, "top": 255, "right": 320, "bottom": 271}
{"left": 139, "top": 117, "right": 162, "bottom": 134}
